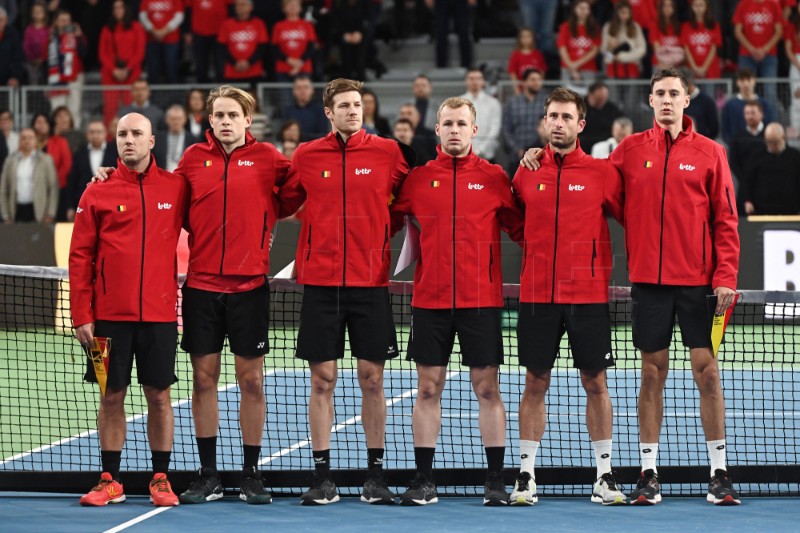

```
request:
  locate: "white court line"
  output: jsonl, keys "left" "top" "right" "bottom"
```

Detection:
{"left": 102, "top": 507, "right": 172, "bottom": 533}
{"left": 1, "top": 371, "right": 277, "bottom": 465}
{"left": 259, "top": 369, "right": 463, "bottom": 466}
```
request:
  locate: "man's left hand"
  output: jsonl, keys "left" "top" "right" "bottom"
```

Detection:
{"left": 713, "top": 286, "right": 737, "bottom": 314}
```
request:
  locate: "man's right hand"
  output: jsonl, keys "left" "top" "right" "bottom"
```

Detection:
{"left": 91, "top": 167, "right": 116, "bottom": 183}
{"left": 75, "top": 323, "right": 95, "bottom": 348}
{"left": 744, "top": 201, "right": 755, "bottom": 215}
{"left": 520, "top": 147, "right": 545, "bottom": 171}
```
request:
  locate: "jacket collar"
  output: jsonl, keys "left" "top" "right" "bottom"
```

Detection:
{"left": 543, "top": 140, "right": 587, "bottom": 165}
{"left": 434, "top": 144, "right": 478, "bottom": 168}
{"left": 205, "top": 129, "right": 256, "bottom": 154}
{"left": 325, "top": 128, "right": 366, "bottom": 149}
{"left": 114, "top": 154, "right": 157, "bottom": 183}
{"left": 650, "top": 115, "right": 694, "bottom": 145}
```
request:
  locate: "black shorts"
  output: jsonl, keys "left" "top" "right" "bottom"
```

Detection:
{"left": 296, "top": 285, "right": 399, "bottom": 362}
{"left": 84, "top": 321, "right": 178, "bottom": 390}
{"left": 180, "top": 283, "right": 270, "bottom": 357}
{"left": 517, "top": 303, "right": 613, "bottom": 370}
{"left": 631, "top": 283, "right": 714, "bottom": 352}
{"left": 407, "top": 307, "right": 504, "bottom": 367}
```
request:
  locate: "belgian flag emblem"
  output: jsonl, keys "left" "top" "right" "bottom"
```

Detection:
{"left": 537, "top": 184, "right": 546, "bottom": 191}
{"left": 431, "top": 180, "right": 440, "bottom": 188}
{"left": 644, "top": 161, "right": 653, "bottom": 168}
{"left": 116, "top": 205, "right": 126, "bottom": 212}
{"left": 321, "top": 170, "right": 331, "bottom": 178}
{"left": 203, "top": 160, "right": 212, "bottom": 167}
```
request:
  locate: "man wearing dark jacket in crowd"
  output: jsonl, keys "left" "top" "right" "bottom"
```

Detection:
{"left": 581, "top": 81, "right": 623, "bottom": 153}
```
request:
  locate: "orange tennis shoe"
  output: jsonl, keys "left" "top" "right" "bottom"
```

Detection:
{"left": 80, "top": 472, "right": 126, "bottom": 506}
{"left": 149, "top": 473, "right": 179, "bottom": 506}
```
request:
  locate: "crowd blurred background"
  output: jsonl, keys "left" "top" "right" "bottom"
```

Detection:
{"left": 0, "top": 0, "right": 798, "bottom": 225}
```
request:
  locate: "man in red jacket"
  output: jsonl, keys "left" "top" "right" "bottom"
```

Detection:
{"left": 390, "top": 97, "right": 524, "bottom": 506}
{"left": 278, "top": 78, "right": 410, "bottom": 505}
{"left": 69, "top": 112, "right": 188, "bottom": 508}
{"left": 177, "top": 85, "right": 290, "bottom": 505}
{"left": 611, "top": 69, "right": 740, "bottom": 506}
{"left": 510, "top": 87, "right": 626, "bottom": 507}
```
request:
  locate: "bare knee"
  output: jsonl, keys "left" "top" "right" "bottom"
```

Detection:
{"left": 417, "top": 378, "right": 444, "bottom": 403}
{"left": 238, "top": 370, "right": 264, "bottom": 398}
{"left": 581, "top": 370, "right": 608, "bottom": 396}
{"left": 311, "top": 370, "right": 337, "bottom": 398}
{"left": 144, "top": 387, "right": 171, "bottom": 411}
{"left": 473, "top": 374, "right": 501, "bottom": 403}
{"left": 359, "top": 369, "right": 384, "bottom": 398}
{"left": 100, "top": 388, "right": 126, "bottom": 411}
{"left": 523, "top": 370, "right": 550, "bottom": 399}
{"left": 694, "top": 364, "right": 721, "bottom": 396}
{"left": 193, "top": 366, "right": 219, "bottom": 395}
{"left": 640, "top": 360, "right": 668, "bottom": 389}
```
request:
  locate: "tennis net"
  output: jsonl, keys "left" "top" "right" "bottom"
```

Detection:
{"left": 0, "top": 264, "right": 798, "bottom": 497}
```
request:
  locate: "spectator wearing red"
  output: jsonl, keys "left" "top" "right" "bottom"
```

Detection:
{"left": 272, "top": 0, "right": 317, "bottom": 82}
{"left": 557, "top": 0, "right": 601, "bottom": 94}
{"left": 681, "top": 0, "right": 722, "bottom": 80}
{"left": 217, "top": 0, "right": 268, "bottom": 84}
{"left": 650, "top": 0, "right": 683, "bottom": 71}
{"left": 785, "top": 1, "right": 800, "bottom": 134}
{"left": 601, "top": 0, "right": 646, "bottom": 80}
{"left": 47, "top": 10, "right": 86, "bottom": 129}
{"left": 32, "top": 112, "right": 72, "bottom": 221}
{"left": 99, "top": 0, "right": 146, "bottom": 127}
{"left": 139, "top": 0, "right": 184, "bottom": 84}
{"left": 23, "top": 1, "right": 49, "bottom": 85}
{"left": 507, "top": 27, "right": 547, "bottom": 96}
{"left": 783, "top": 0, "right": 797, "bottom": 19}
{"left": 185, "top": 0, "right": 232, "bottom": 83}
{"left": 733, "top": 0, "right": 782, "bottom": 102}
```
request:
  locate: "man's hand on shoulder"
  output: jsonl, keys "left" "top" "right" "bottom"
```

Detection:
{"left": 91, "top": 167, "right": 117, "bottom": 184}
{"left": 520, "top": 147, "right": 544, "bottom": 171}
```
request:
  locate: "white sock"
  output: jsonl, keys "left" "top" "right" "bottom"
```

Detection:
{"left": 707, "top": 439, "right": 727, "bottom": 476}
{"left": 641, "top": 442, "right": 659, "bottom": 473}
{"left": 592, "top": 439, "right": 613, "bottom": 479}
{"left": 520, "top": 440, "right": 539, "bottom": 478}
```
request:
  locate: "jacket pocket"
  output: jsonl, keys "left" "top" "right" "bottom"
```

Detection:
{"left": 488, "top": 244, "right": 494, "bottom": 283}
{"left": 260, "top": 212, "right": 267, "bottom": 249}
{"left": 305, "top": 224, "right": 312, "bottom": 261}
{"left": 702, "top": 222, "right": 707, "bottom": 275}
{"left": 725, "top": 186, "right": 734, "bottom": 215}
{"left": 101, "top": 258, "right": 106, "bottom": 295}
{"left": 381, "top": 224, "right": 388, "bottom": 256}
{"left": 591, "top": 239, "right": 596, "bottom": 277}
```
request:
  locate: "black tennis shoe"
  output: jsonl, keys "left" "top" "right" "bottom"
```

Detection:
{"left": 399, "top": 473, "right": 438, "bottom": 506}
{"left": 179, "top": 467, "right": 223, "bottom": 504}
{"left": 240, "top": 466, "right": 271, "bottom": 504}
{"left": 361, "top": 470, "right": 395, "bottom": 504}
{"left": 707, "top": 469, "right": 741, "bottom": 505}
{"left": 301, "top": 474, "right": 340, "bottom": 505}
{"left": 630, "top": 469, "right": 661, "bottom": 505}
{"left": 483, "top": 471, "right": 509, "bottom": 506}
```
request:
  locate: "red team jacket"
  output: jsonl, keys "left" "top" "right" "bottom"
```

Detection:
{"left": 186, "top": 0, "right": 232, "bottom": 37}
{"left": 98, "top": 21, "right": 147, "bottom": 82}
{"left": 391, "top": 147, "right": 524, "bottom": 309}
{"left": 140, "top": 0, "right": 183, "bottom": 44}
{"left": 279, "top": 129, "right": 409, "bottom": 287}
{"left": 176, "top": 130, "right": 290, "bottom": 283}
{"left": 513, "top": 143, "right": 623, "bottom": 304}
{"left": 609, "top": 117, "right": 740, "bottom": 289}
{"left": 69, "top": 157, "right": 188, "bottom": 326}
{"left": 218, "top": 17, "right": 268, "bottom": 79}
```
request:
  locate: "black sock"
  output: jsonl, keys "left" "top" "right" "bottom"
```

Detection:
{"left": 243, "top": 445, "right": 261, "bottom": 469}
{"left": 486, "top": 446, "right": 505, "bottom": 475}
{"left": 151, "top": 450, "right": 171, "bottom": 475}
{"left": 101, "top": 450, "right": 122, "bottom": 481}
{"left": 196, "top": 437, "right": 217, "bottom": 470}
{"left": 414, "top": 447, "right": 435, "bottom": 479}
{"left": 367, "top": 448, "right": 385, "bottom": 473}
{"left": 313, "top": 449, "right": 331, "bottom": 477}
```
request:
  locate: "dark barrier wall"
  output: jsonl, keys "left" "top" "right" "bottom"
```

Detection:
{"left": 5, "top": 219, "right": 799, "bottom": 291}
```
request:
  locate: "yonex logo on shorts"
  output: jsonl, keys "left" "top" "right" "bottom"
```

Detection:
{"left": 257, "top": 342, "right": 265, "bottom": 349}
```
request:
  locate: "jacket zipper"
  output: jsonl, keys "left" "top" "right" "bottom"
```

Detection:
{"left": 101, "top": 258, "right": 106, "bottom": 295}
{"left": 725, "top": 186, "right": 734, "bottom": 215}
{"left": 306, "top": 225, "right": 312, "bottom": 260}
{"left": 212, "top": 137, "right": 246, "bottom": 275}
{"left": 702, "top": 221, "right": 707, "bottom": 275}
{"left": 260, "top": 212, "right": 267, "bottom": 248}
{"left": 591, "top": 238, "right": 596, "bottom": 277}
{"left": 551, "top": 153, "right": 564, "bottom": 303}
{"left": 658, "top": 131, "right": 673, "bottom": 285}
{"left": 339, "top": 135, "right": 348, "bottom": 286}
{"left": 489, "top": 245, "right": 493, "bottom": 283}
{"left": 452, "top": 157, "right": 457, "bottom": 308}
{"left": 138, "top": 174, "right": 146, "bottom": 322}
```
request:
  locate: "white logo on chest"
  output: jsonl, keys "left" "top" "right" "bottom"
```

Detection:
{"left": 238, "top": 160, "right": 254, "bottom": 166}
{"left": 569, "top": 184, "right": 585, "bottom": 191}
{"left": 355, "top": 168, "right": 372, "bottom": 175}
{"left": 468, "top": 183, "right": 484, "bottom": 190}
{"left": 679, "top": 163, "right": 696, "bottom": 171}
{"left": 158, "top": 203, "right": 173, "bottom": 210}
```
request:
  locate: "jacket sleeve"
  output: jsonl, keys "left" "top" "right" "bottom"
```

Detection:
{"left": 708, "top": 144, "right": 739, "bottom": 289}
{"left": 497, "top": 174, "right": 525, "bottom": 246}
{"left": 98, "top": 27, "right": 114, "bottom": 72}
{"left": 277, "top": 156, "right": 306, "bottom": 218}
{"left": 69, "top": 186, "right": 99, "bottom": 327}
{"left": 389, "top": 171, "right": 413, "bottom": 237}
{"left": 602, "top": 161, "right": 625, "bottom": 225}
{"left": 44, "top": 155, "right": 58, "bottom": 218}
{"left": 390, "top": 141, "right": 411, "bottom": 197}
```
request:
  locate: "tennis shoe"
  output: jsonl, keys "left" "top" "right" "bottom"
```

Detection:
{"left": 361, "top": 470, "right": 396, "bottom": 504}
{"left": 179, "top": 467, "right": 223, "bottom": 504}
{"left": 707, "top": 469, "right": 741, "bottom": 506}
{"left": 483, "top": 471, "right": 509, "bottom": 506}
{"left": 399, "top": 473, "right": 438, "bottom": 506}
{"left": 630, "top": 469, "right": 661, "bottom": 505}
{"left": 80, "top": 472, "right": 126, "bottom": 506}
{"left": 149, "top": 473, "right": 179, "bottom": 506}
{"left": 591, "top": 471, "right": 627, "bottom": 505}
{"left": 240, "top": 466, "right": 272, "bottom": 504}
{"left": 510, "top": 471, "right": 538, "bottom": 505}
{"left": 301, "top": 474, "right": 340, "bottom": 505}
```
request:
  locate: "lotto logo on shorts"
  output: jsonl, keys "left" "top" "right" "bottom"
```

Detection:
{"left": 644, "top": 161, "right": 653, "bottom": 168}
{"left": 116, "top": 205, "right": 126, "bottom": 212}
{"left": 321, "top": 170, "right": 331, "bottom": 178}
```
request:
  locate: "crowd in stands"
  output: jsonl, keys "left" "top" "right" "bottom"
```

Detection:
{"left": 0, "top": 0, "right": 799, "bottom": 221}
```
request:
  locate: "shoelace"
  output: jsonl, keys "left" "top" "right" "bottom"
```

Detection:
{"left": 151, "top": 478, "right": 170, "bottom": 493}
{"left": 92, "top": 479, "right": 112, "bottom": 492}
{"left": 408, "top": 476, "right": 428, "bottom": 490}
{"left": 601, "top": 473, "right": 619, "bottom": 491}
{"left": 516, "top": 475, "right": 530, "bottom": 491}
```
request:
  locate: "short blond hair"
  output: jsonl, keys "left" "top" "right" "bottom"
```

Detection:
{"left": 206, "top": 85, "right": 256, "bottom": 118}
{"left": 436, "top": 97, "right": 477, "bottom": 125}
{"left": 322, "top": 78, "right": 363, "bottom": 109}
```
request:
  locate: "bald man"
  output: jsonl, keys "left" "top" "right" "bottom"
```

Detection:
{"left": 741, "top": 122, "right": 800, "bottom": 215}
{"left": 69, "top": 113, "right": 189, "bottom": 507}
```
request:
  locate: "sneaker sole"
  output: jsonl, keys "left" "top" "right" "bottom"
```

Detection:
{"left": 400, "top": 497, "right": 438, "bottom": 506}
{"left": 510, "top": 495, "right": 537, "bottom": 506}
{"left": 150, "top": 497, "right": 179, "bottom": 507}
{"left": 240, "top": 493, "right": 272, "bottom": 504}
{"left": 591, "top": 494, "right": 627, "bottom": 506}
{"left": 361, "top": 495, "right": 396, "bottom": 504}
{"left": 707, "top": 494, "right": 741, "bottom": 505}
{"left": 301, "top": 494, "right": 340, "bottom": 505}
{"left": 179, "top": 491, "right": 223, "bottom": 504}
{"left": 483, "top": 498, "right": 509, "bottom": 506}
{"left": 630, "top": 494, "right": 662, "bottom": 505}
{"left": 79, "top": 495, "right": 126, "bottom": 506}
